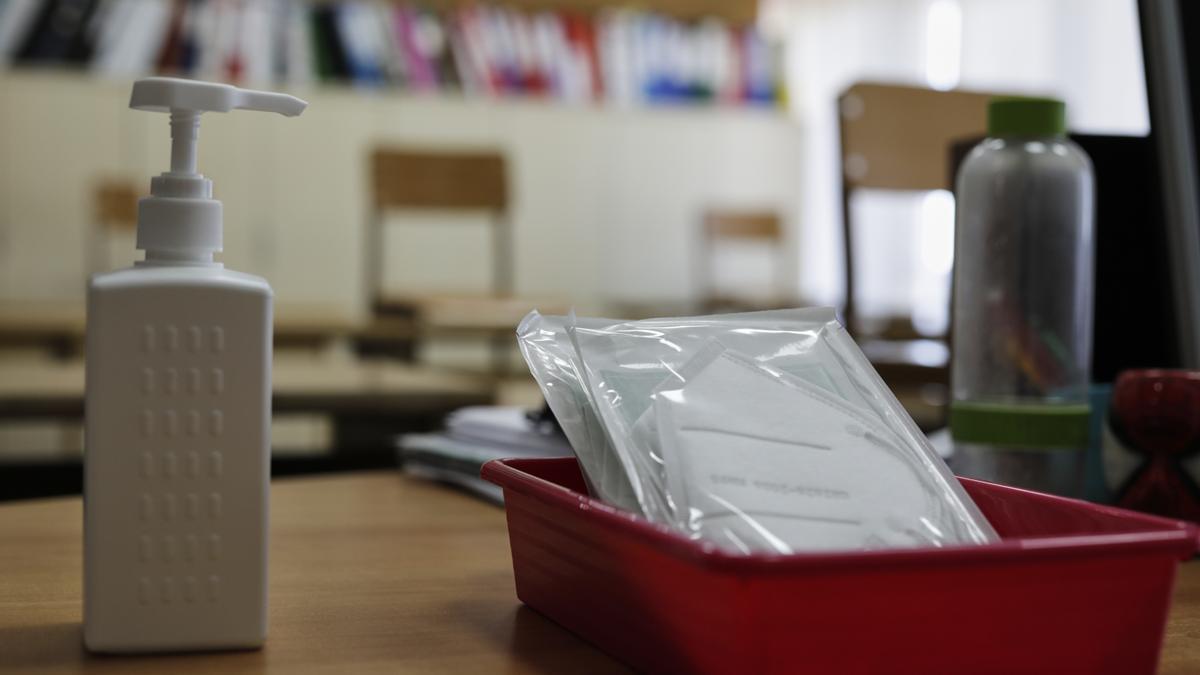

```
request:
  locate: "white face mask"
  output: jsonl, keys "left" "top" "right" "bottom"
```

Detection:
{"left": 655, "top": 347, "right": 975, "bottom": 554}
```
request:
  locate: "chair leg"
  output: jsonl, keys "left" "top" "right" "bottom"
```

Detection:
{"left": 367, "top": 210, "right": 384, "bottom": 314}
{"left": 841, "top": 184, "right": 858, "bottom": 334}
{"left": 493, "top": 213, "right": 514, "bottom": 298}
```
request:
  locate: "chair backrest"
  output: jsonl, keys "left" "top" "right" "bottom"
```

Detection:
{"left": 838, "top": 82, "right": 995, "bottom": 336}
{"left": 697, "top": 209, "right": 786, "bottom": 310}
{"left": 371, "top": 149, "right": 507, "bottom": 211}
{"left": 367, "top": 148, "right": 512, "bottom": 310}
{"left": 839, "top": 82, "right": 992, "bottom": 191}
{"left": 703, "top": 210, "right": 782, "bottom": 243}
{"left": 89, "top": 179, "right": 141, "bottom": 277}
{"left": 94, "top": 180, "right": 140, "bottom": 232}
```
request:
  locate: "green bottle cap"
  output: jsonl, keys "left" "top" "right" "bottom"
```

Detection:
{"left": 950, "top": 400, "right": 1091, "bottom": 449}
{"left": 987, "top": 97, "right": 1067, "bottom": 137}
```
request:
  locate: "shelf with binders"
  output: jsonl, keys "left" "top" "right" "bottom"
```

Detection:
{"left": 0, "top": 0, "right": 783, "bottom": 110}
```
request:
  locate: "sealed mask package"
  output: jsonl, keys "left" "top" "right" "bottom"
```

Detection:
{"left": 517, "top": 307, "right": 998, "bottom": 552}
{"left": 516, "top": 312, "right": 641, "bottom": 513}
{"left": 655, "top": 342, "right": 991, "bottom": 553}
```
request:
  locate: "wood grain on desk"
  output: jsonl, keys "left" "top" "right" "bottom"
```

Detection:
{"left": 0, "top": 301, "right": 361, "bottom": 340}
{"left": 374, "top": 294, "right": 569, "bottom": 333}
{"left": 0, "top": 356, "right": 492, "bottom": 419}
{"left": 0, "top": 472, "right": 628, "bottom": 674}
{"left": 1, "top": 471, "right": 1197, "bottom": 674}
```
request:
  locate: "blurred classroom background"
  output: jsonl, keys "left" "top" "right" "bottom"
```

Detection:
{"left": 0, "top": 0, "right": 1148, "bottom": 498}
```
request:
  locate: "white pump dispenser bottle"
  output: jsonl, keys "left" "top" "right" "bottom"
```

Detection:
{"left": 84, "top": 77, "right": 306, "bottom": 653}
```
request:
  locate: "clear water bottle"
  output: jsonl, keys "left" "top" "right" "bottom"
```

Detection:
{"left": 950, "top": 97, "right": 1095, "bottom": 497}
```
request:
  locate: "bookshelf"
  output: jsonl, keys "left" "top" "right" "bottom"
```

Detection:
{"left": 359, "top": 1, "right": 760, "bottom": 25}
{"left": 0, "top": 0, "right": 779, "bottom": 108}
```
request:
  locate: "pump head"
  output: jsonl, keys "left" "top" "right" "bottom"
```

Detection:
{"left": 129, "top": 77, "right": 307, "bottom": 263}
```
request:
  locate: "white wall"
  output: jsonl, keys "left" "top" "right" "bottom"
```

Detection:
{"left": 779, "top": 0, "right": 1149, "bottom": 327}
{"left": 0, "top": 72, "right": 803, "bottom": 316}
{"left": 960, "top": 0, "right": 1149, "bottom": 135}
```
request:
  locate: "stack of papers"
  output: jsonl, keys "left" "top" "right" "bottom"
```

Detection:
{"left": 399, "top": 406, "right": 571, "bottom": 504}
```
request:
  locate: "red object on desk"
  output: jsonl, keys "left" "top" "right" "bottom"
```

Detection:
{"left": 483, "top": 457, "right": 1197, "bottom": 675}
{"left": 1110, "top": 369, "right": 1200, "bottom": 522}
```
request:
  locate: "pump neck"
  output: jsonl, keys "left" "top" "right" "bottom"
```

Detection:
{"left": 169, "top": 110, "right": 201, "bottom": 175}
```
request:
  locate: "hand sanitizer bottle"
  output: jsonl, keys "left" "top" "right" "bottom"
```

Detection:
{"left": 84, "top": 78, "right": 306, "bottom": 653}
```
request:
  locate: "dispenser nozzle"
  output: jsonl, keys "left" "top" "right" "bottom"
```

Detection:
{"left": 129, "top": 78, "right": 307, "bottom": 263}
{"left": 131, "top": 77, "right": 307, "bottom": 179}
{"left": 130, "top": 77, "right": 307, "bottom": 117}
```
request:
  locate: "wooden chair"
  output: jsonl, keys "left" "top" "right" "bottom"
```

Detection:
{"left": 0, "top": 179, "right": 144, "bottom": 357}
{"left": 696, "top": 209, "right": 789, "bottom": 313}
{"left": 837, "top": 82, "right": 993, "bottom": 338}
{"left": 89, "top": 179, "right": 141, "bottom": 277}
{"left": 369, "top": 148, "right": 511, "bottom": 310}
{"left": 836, "top": 83, "right": 999, "bottom": 424}
{"left": 367, "top": 148, "right": 535, "bottom": 371}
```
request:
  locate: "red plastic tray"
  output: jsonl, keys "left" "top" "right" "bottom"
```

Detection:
{"left": 481, "top": 457, "right": 1198, "bottom": 675}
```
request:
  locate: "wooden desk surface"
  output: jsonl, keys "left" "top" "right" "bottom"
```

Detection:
{"left": 0, "top": 356, "right": 492, "bottom": 419}
{"left": 0, "top": 472, "right": 628, "bottom": 674}
{"left": 0, "top": 301, "right": 362, "bottom": 339}
{"left": 376, "top": 294, "right": 569, "bottom": 332}
{"left": 1, "top": 471, "right": 1197, "bottom": 674}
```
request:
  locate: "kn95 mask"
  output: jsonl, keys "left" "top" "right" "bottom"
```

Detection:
{"left": 655, "top": 346, "right": 980, "bottom": 554}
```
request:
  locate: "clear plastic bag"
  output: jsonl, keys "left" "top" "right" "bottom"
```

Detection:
{"left": 517, "top": 308, "right": 998, "bottom": 553}
{"left": 515, "top": 312, "right": 642, "bottom": 513}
